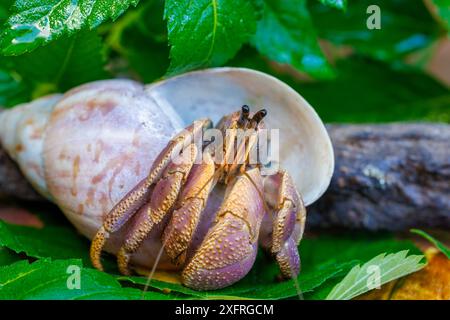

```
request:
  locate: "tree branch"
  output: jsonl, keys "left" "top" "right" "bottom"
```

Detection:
{"left": 309, "top": 123, "right": 450, "bottom": 231}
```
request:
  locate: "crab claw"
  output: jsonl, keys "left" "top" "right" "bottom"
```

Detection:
{"left": 260, "top": 170, "right": 306, "bottom": 278}
{"left": 181, "top": 168, "right": 265, "bottom": 290}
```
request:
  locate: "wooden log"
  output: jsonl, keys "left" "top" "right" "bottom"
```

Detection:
{"left": 0, "top": 123, "right": 449, "bottom": 231}
{"left": 308, "top": 123, "right": 450, "bottom": 231}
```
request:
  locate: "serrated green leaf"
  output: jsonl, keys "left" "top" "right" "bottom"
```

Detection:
{"left": 411, "top": 229, "right": 450, "bottom": 259}
{"left": 4, "top": 30, "right": 107, "bottom": 97}
{"left": 119, "top": 259, "right": 357, "bottom": 300}
{"left": 293, "top": 233, "right": 423, "bottom": 300}
{"left": 118, "top": 233, "right": 420, "bottom": 300}
{"left": 231, "top": 48, "right": 450, "bottom": 123}
{"left": 0, "top": 247, "right": 21, "bottom": 266}
{"left": 0, "top": 0, "right": 140, "bottom": 55}
{"left": 252, "top": 0, "right": 334, "bottom": 79}
{"left": 317, "top": 0, "right": 347, "bottom": 11}
{"left": 0, "top": 204, "right": 424, "bottom": 300}
{"left": 0, "top": 208, "right": 122, "bottom": 273}
{"left": 165, "top": 0, "right": 262, "bottom": 74}
{"left": 326, "top": 250, "right": 426, "bottom": 300}
{"left": 236, "top": 260, "right": 357, "bottom": 299}
{"left": 0, "top": 219, "right": 91, "bottom": 264}
{"left": 107, "top": 0, "right": 169, "bottom": 82}
{"left": 309, "top": 0, "right": 439, "bottom": 62}
{"left": 0, "top": 259, "right": 170, "bottom": 299}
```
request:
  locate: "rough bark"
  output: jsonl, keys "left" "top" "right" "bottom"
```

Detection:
{"left": 0, "top": 123, "right": 449, "bottom": 231}
{"left": 308, "top": 123, "right": 450, "bottom": 231}
{"left": 0, "top": 148, "right": 43, "bottom": 201}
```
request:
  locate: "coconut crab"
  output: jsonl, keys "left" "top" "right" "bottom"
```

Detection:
{"left": 0, "top": 68, "right": 334, "bottom": 290}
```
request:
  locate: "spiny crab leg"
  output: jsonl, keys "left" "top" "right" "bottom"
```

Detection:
{"left": 181, "top": 168, "right": 265, "bottom": 290}
{"left": 90, "top": 119, "right": 210, "bottom": 271}
{"left": 162, "top": 152, "right": 216, "bottom": 266}
{"left": 117, "top": 143, "right": 197, "bottom": 274}
{"left": 262, "top": 170, "right": 306, "bottom": 278}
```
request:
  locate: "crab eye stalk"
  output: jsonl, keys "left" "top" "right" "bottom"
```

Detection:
{"left": 238, "top": 105, "right": 250, "bottom": 126}
{"left": 252, "top": 109, "right": 267, "bottom": 124}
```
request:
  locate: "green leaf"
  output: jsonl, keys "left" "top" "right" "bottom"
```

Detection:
{"left": 0, "top": 259, "right": 170, "bottom": 299}
{"left": 0, "top": 220, "right": 91, "bottom": 264}
{"left": 0, "top": 204, "right": 424, "bottom": 300}
{"left": 231, "top": 48, "right": 450, "bottom": 123}
{"left": 0, "top": 247, "right": 21, "bottom": 266}
{"left": 4, "top": 30, "right": 107, "bottom": 97}
{"left": 252, "top": 0, "right": 333, "bottom": 79}
{"left": 309, "top": 0, "right": 440, "bottom": 62}
{"left": 118, "top": 233, "right": 420, "bottom": 300}
{"left": 119, "top": 259, "right": 356, "bottom": 299}
{"left": 237, "top": 261, "right": 357, "bottom": 299}
{"left": 326, "top": 250, "right": 426, "bottom": 300}
{"left": 0, "top": 207, "right": 124, "bottom": 273}
{"left": 165, "top": 0, "right": 262, "bottom": 74}
{"left": 0, "top": 0, "right": 140, "bottom": 55}
{"left": 0, "top": 0, "right": 13, "bottom": 23}
{"left": 0, "top": 67, "right": 30, "bottom": 107}
{"left": 411, "top": 229, "right": 450, "bottom": 259}
{"left": 317, "top": 0, "right": 347, "bottom": 11}
{"left": 107, "top": 0, "right": 170, "bottom": 82}
{"left": 298, "top": 233, "right": 423, "bottom": 300}
{"left": 430, "top": 0, "right": 450, "bottom": 31}
{"left": 301, "top": 58, "right": 450, "bottom": 123}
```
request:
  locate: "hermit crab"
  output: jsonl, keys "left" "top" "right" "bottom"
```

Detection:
{"left": 0, "top": 68, "right": 334, "bottom": 290}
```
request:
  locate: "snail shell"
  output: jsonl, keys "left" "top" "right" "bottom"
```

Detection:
{"left": 0, "top": 68, "right": 334, "bottom": 270}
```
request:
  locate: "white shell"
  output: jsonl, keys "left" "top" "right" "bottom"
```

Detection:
{"left": 146, "top": 68, "right": 334, "bottom": 206}
{"left": 44, "top": 80, "right": 184, "bottom": 269}
{"left": 0, "top": 94, "right": 62, "bottom": 199}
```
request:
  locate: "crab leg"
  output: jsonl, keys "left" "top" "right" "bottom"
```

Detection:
{"left": 181, "top": 168, "right": 265, "bottom": 290}
{"left": 162, "top": 152, "right": 216, "bottom": 266}
{"left": 90, "top": 120, "right": 210, "bottom": 271}
{"left": 116, "top": 143, "right": 198, "bottom": 274}
{"left": 262, "top": 170, "right": 306, "bottom": 278}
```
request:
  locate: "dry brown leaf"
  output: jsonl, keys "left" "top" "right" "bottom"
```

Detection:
{"left": 0, "top": 205, "right": 43, "bottom": 228}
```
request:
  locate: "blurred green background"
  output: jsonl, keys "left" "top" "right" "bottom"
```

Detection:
{"left": 0, "top": 0, "right": 449, "bottom": 123}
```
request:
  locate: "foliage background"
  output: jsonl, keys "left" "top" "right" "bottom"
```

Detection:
{"left": 0, "top": 0, "right": 449, "bottom": 122}
{"left": 0, "top": 0, "right": 448, "bottom": 300}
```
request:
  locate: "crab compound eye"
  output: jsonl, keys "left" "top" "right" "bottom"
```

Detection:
{"left": 241, "top": 105, "right": 250, "bottom": 115}
{"left": 238, "top": 105, "right": 250, "bottom": 126}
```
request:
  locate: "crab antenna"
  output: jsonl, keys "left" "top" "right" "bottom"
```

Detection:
{"left": 141, "top": 239, "right": 167, "bottom": 299}
{"left": 251, "top": 109, "right": 267, "bottom": 124}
